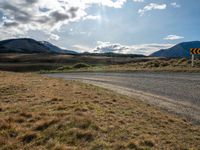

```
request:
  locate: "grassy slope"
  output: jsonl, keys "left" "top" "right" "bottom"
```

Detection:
{"left": 0, "top": 72, "right": 200, "bottom": 150}
{"left": 42, "top": 59, "right": 200, "bottom": 73}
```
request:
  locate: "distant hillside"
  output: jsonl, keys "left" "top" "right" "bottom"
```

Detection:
{"left": 40, "top": 41, "right": 78, "bottom": 54}
{"left": 0, "top": 38, "right": 50, "bottom": 53}
{"left": 0, "top": 38, "right": 77, "bottom": 54}
{"left": 82, "top": 52, "right": 145, "bottom": 58}
{"left": 151, "top": 41, "right": 200, "bottom": 58}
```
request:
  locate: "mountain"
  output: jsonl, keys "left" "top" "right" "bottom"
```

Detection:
{"left": 0, "top": 38, "right": 77, "bottom": 54}
{"left": 40, "top": 41, "right": 77, "bottom": 54}
{"left": 150, "top": 41, "right": 200, "bottom": 58}
{"left": 0, "top": 38, "right": 51, "bottom": 53}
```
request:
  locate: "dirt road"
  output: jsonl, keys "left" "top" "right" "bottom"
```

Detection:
{"left": 47, "top": 72, "right": 200, "bottom": 123}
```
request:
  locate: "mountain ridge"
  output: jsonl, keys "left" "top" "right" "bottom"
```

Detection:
{"left": 1, "top": 38, "right": 200, "bottom": 58}
{"left": 150, "top": 41, "right": 200, "bottom": 58}
{"left": 40, "top": 41, "right": 78, "bottom": 54}
{"left": 0, "top": 38, "right": 77, "bottom": 54}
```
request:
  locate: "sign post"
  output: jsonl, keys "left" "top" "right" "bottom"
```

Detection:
{"left": 191, "top": 54, "right": 194, "bottom": 67}
{"left": 190, "top": 48, "right": 200, "bottom": 67}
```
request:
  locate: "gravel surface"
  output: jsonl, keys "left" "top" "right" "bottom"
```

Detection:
{"left": 46, "top": 72, "right": 200, "bottom": 122}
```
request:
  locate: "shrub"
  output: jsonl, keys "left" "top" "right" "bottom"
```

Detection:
{"left": 178, "top": 58, "right": 187, "bottom": 64}
{"left": 195, "top": 60, "right": 200, "bottom": 67}
{"left": 72, "top": 63, "right": 90, "bottom": 69}
{"left": 160, "top": 62, "right": 169, "bottom": 67}
{"left": 145, "top": 61, "right": 160, "bottom": 68}
{"left": 57, "top": 66, "right": 71, "bottom": 71}
{"left": 152, "top": 61, "right": 160, "bottom": 67}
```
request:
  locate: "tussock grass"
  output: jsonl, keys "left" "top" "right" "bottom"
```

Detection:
{"left": 93, "top": 58, "right": 200, "bottom": 72}
{"left": 0, "top": 71, "right": 200, "bottom": 149}
{"left": 45, "top": 58, "right": 200, "bottom": 73}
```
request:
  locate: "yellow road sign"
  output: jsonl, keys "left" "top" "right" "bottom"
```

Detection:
{"left": 190, "top": 48, "right": 200, "bottom": 54}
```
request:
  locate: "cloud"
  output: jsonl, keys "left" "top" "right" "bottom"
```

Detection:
{"left": 83, "top": 15, "right": 101, "bottom": 21}
{"left": 72, "top": 44, "right": 92, "bottom": 53}
{"left": 138, "top": 3, "right": 167, "bottom": 16}
{"left": 0, "top": 1, "right": 80, "bottom": 39}
{"left": 171, "top": 2, "right": 181, "bottom": 8}
{"left": 49, "top": 33, "right": 60, "bottom": 41}
{"left": 164, "top": 35, "right": 184, "bottom": 40}
{"left": 25, "top": 0, "right": 38, "bottom": 4}
{"left": 2, "top": 21, "right": 19, "bottom": 28}
{"left": 0, "top": 0, "right": 127, "bottom": 40}
{"left": 133, "top": 0, "right": 144, "bottom": 2}
{"left": 84, "top": 0, "right": 127, "bottom": 8}
{"left": 93, "top": 41, "right": 129, "bottom": 53}
{"left": 50, "top": 11, "right": 70, "bottom": 22}
{"left": 93, "top": 41, "right": 173, "bottom": 55}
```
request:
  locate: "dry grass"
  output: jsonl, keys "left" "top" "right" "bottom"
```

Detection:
{"left": 111, "top": 58, "right": 200, "bottom": 72}
{"left": 0, "top": 71, "right": 200, "bottom": 150}
{"left": 53, "top": 58, "right": 200, "bottom": 73}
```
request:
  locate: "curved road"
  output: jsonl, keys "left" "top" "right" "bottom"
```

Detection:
{"left": 46, "top": 72, "right": 200, "bottom": 122}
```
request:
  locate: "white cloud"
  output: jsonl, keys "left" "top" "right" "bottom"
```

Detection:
{"left": 0, "top": 0, "right": 127, "bottom": 40}
{"left": 93, "top": 41, "right": 173, "bottom": 55}
{"left": 72, "top": 44, "right": 92, "bottom": 53}
{"left": 85, "top": 0, "right": 127, "bottom": 8}
{"left": 83, "top": 15, "right": 101, "bottom": 21}
{"left": 138, "top": 3, "right": 167, "bottom": 16}
{"left": 49, "top": 33, "right": 60, "bottom": 41}
{"left": 133, "top": 0, "right": 144, "bottom": 2}
{"left": 164, "top": 35, "right": 184, "bottom": 40}
{"left": 171, "top": 2, "right": 181, "bottom": 8}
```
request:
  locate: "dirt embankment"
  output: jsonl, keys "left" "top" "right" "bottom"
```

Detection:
{"left": 0, "top": 72, "right": 200, "bottom": 150}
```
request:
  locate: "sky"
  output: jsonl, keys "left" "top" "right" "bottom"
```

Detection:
{"left": 0, "top": 0, "right": 200, "bottom": 55}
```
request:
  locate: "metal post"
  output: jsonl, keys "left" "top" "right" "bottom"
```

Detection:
{"left": 191, "top": 54, "right": 194, "bottom": 67}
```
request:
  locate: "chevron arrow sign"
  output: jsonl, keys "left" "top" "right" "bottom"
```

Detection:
{"left": 190, "top": 48, "right": 200, "bottom": 54}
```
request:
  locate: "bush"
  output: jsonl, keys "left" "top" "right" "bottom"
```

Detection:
{"left": 72, "top": 63, "right": 90, "bottom": 69}
{"left": 178, "top": 58, "right": 187, "bottom": 64}
{"left": 57, "top": 66, "right": 72, "bottom": 71}
{"left": 160, "top": 62, "right": 169, "bottom": 67}
{"left": 152, "top": 61, "right": 160, "bottom": 67}
{"left": 195, "top": 60, "right": 200, "bottom": 67}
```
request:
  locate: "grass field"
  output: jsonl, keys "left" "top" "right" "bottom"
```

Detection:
{"left": 0, "top": 71, "right": 200, "bottom": 150}
{"left": 1, "top": 53, "right": 200, "bottom": 73}
{"left": 43, "top": 58, "right": 200, "bottom": 73}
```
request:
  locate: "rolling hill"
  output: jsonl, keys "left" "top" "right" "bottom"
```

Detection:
{"left": 151, "top": 41, "right": 200, "bottom": 58}
{"left": 0, "top": 38, "right": 77, "bottom": 54}
{"left": 40, "top": 41, "right": 77, "bottom": 54}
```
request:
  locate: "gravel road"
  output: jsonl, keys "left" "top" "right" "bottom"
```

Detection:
{"left": 46, "top": 72, "right": 200, "bottom": 123}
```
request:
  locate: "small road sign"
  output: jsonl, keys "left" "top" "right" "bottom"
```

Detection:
{"left": 190, "top": 48, "right": 200, "bottom": 54}
{"left": 190, "top": 48, "right": 200, "bottom": 67}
